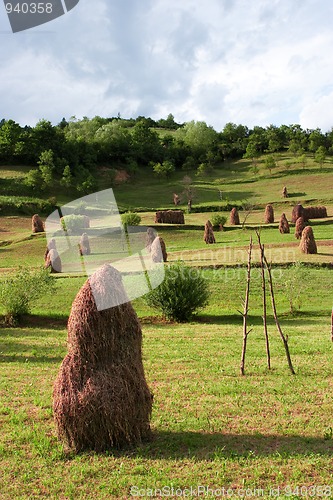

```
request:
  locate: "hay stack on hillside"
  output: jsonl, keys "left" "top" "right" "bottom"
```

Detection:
{"left": 264, "top": 204, "right": 274, "bottom": 224}
{"left": 295, "top": 217, "right": 305, "bottom": 239}
{"left": 53, "top": 264, "right": 153, "bottom": 452}
{"left": 155, "top": 210, "right": 185, "bottom": 224}
{"left": 32, "top": 214, "right": 44, "bottom": 233}
{"left": 230, "top": 207, "right": 240, "bottom": 225}
{"left": 44, "top": 238, "right": 57, "bottom": 261}
{"left": 145, "top": 228, "right": 156, "bottom": 252}
{"left": 151, "top": 236, "right": 167, "bottom": 262}
{"left": 299, "top": 226, "right": 317, "bottom": 254}
{"left": 282, "top": 186, "right": 288, "bottom": 198}
{"left": 303, "top": 206, "right": 327, "bottom": 220}
{"left": 45, "top": 248, "right": 62, "bottom": 273}
{"left": 292, "top": 204, "right": 304, "bottom": 223}
{"left": 173, "top": 193, "right": 180, "bottom": 206}
{"left": 279, "top": 213, "right": 290, "bottom": 234}
{"left": 204, "top": 220, "right": 216, "bottom": 244}
{"left": 79, "top": 233, "right": 91, "bottom": 256}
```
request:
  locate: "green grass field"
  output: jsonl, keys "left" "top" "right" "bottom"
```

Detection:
{"left": 1, "top": 155, "right": 333, "bottom": 498}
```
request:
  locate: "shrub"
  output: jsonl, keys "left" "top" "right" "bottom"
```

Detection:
{"left": 60, "top": 214, "right": 86, "bottom": 234}
{"left": 211, "top": 213, "right": 227, "bottom": 229}
{"left": 121, "top": 212, "right": 141, "bottom": 230}
{"left": 145, "top": 262, "right": 209, "bottom": 322}
{"left": 0, "top": 267, "right": 56, "bottom": 325}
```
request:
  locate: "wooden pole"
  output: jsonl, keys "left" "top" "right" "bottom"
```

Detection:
{"left": 240, "top": 237, "right": 253, "bottom": 376}
{"left": 263, "top": 254, "right": 296, "bottom": 375}
{"left": 331, "top": 307, "right": 333, "bottom": 342}
{"left": 256, "top": 232, "right": 271, "bottom": 370}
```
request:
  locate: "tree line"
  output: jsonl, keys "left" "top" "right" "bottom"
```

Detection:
{"left": 1, "top": 114, "right": 332, "bottom": 194}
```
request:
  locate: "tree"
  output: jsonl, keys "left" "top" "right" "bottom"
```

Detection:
{"left": 264, "top": 155, "right": 276, "bottom": 174}
{"left": 153, "top": 160, "right": 175, "bottom": 178}
{"left": 60, "top": 165, "right": 73, "bottom": 188}
{"left": 38, "top": 149, "right": 55, "bottom": 188}
{"left": 314, "top": 146, "right": 326, "bottom": 169}
{"left": 243, "top": 141, "right": 260, "bottom": 167}
{"left": 175, "top": 120, "right": 218, "bottom": 161}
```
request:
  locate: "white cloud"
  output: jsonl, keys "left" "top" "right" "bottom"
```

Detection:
{"left": 1, "top": 0, "right": 333, "bottom": 130}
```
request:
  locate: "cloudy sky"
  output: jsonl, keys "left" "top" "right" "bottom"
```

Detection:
{"left": 1, "top": 0, "right": 333, "bottom": 131}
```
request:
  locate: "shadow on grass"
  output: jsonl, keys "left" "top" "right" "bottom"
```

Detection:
{"left": 0, "top": 353, "right": 63, "bottom": 363}
{"left": 197, "top": 312, "right": 329, "bottom": 326}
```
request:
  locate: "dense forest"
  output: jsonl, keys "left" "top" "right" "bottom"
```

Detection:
{"left": 1, "top": 114, "right": 333, "bottom": 196}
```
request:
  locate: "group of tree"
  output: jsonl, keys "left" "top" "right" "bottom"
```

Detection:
{"left": 1, "top": 115, "right": 333, "bottom": 194}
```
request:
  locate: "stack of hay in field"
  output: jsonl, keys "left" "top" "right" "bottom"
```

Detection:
{"left": 83, "top": 215, "right": 90, "bottom": 228}
{"left": 264, "top": 204, "right": 274, "bottom": 223}
{"left": 53, "top": 264, "right": 153, "bottom": 452}
{"left": 79, "top": 233, "right": 91, "bottom": 256}
{"left": 44, "top": 238, "right": 57, "bottom": 260}
{"left": 32, "top": 214, "right": 44, "bottom": 233}
{"left": 299, "top": 226, "right": 317, "bottom": 254}
{"left": 291, "top": 204, "right": 304, "bottom": 223}
{"left": 173, "top": 193, "right": 180, "bottom": 206}
{"left": 150, "top": 236, "right": 167, "bottom": 262}
{"left": 279, "top": 213, "right": 290, "bottom": 234}
{"left": 230, "top": 207, "right": 240, "bottom": 225}
{"left": 292, "top": 204, "right": 327, "bottom": 222}
{"left": 295, "top": 217, "right": 306, "bottom": 239}
{"left": 145, "top": 227, "right": 156, "bottom": 252}
{"left": 45, "top": 248, "right": 62, "bottom": 273}
{"left": 204, "top": 220, "right": 216, "bottom": 244}
{"left": 282, "top": 186, "right": 288, "bottom": 198}
{"left": 155, "top": 210, "right": 185, "bottom": 224}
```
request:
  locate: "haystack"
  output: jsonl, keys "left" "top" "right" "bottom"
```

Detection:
{"left": 204, "top": 220, "right": 216, "bottom": 244}
{"left": 173, "top": 193, "right": 180, "bottom": 206}
{"left": 282, "top": 186, "right": 288, "bottom": 198}
{"left": 303, "top": 206, "right": 327, "bottom": 220}
{"left": 292, "top": 204, "right": 304, "bottom": 223}
{"left": 294, "top": 216, "right": 305, "bottom": 239}
{"left": 53, "top": 264, "right": 153, "bottom": 452}
{"left": 45, "top": 248, "right": 62, "bottom": 273}
{"left": 299, "top": 226, "right": 317, "bottom": 254}
{"left": 79, "top": 233, "right": 91, "bottom": 256}
{"left": 151, "top": 236, "right": 167, "bottom": 262}
{"left": 279, "top": 213, "right": 290, "bottom": 234}
{"left": 155, "top": 210, "right": 185, "bottom": 224}
{"left": 83, "top": 215, "right": 90, "bottom": 228}
{"left": 230, "top": 207, "right": 240, "bottom": 225}
{"left": 145, "top": 228, "right": 156, "bottom": 252}
{"left": 32, "top": 214, "right": 44, "bottom": 233}
{"left": 44, "top": 238, "right": 57, "bottom": 260}
{"left": 264, "top": 204, "right": 274, "bottom": 224}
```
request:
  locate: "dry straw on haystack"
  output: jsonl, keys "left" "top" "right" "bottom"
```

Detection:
{"left": 230, "top": 207, "right": 240, "bottom": 225}
{"left": 282, "top": 186, "right": 288, "bottom": 198}
{"left": 53, "top": 264, "right": 153, "bottom": 452}
{"left": 155, "top": 210, "right": 185, "bottom": 224}
{"left": 303, "top": 206, "right": 327, "bottom": 220}
{"left": 79, "top": 233, "right": 91, "bottom": 256}
{"left": 291, "top": 204, "right": 304, "bottom": 223}
{"left": 145, "top": 228, "right": 156, "bottom": 252}
{"left": 264, "top": 204, "right": 274, "bottom": 224}
{"left": 204, "top": 220, "right": 216, "bottom": 244}
{"left": 294, "top": 216, "right": 305, "bottom": 239}
{"left": 45, "top": 248, "right": 62, "bottom": 273}
{"left": 32, "top": 214, "right": 44, "bottom": 233}
{"left": 151, "top": 236, "right": 167, "bottom": 262}
{"left": 299, "top": 226, "right": 317, "bottom": 254}
{"left": 173, "top": 193, "right": 180, "bottom": 206}
{"left": 44, "top": 238, "right": 57, "bottom": 261}
{"left": 279, "top": 213, "right": 290, "bottom": 234}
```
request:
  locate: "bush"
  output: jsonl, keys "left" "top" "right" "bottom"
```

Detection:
{"left": 145, "top": 262, "right": 209, "bottom": 322}
{"left": 121, "top": 212, "right": 141, "bottom": 230}
{"left": 61, "top": 214, "right": 86, "bottom": 233}
{"left": 0, "top": 267, "right": 56, "bottom": 325}
{"left": 211, "top": 213, "right": 227, "bottom": 229}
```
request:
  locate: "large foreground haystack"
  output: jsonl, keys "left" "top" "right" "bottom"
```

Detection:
{"left": 204, "top": 220, "right": 216, "bottom": 244}
{"left": 295, "top": 217, "right": 305, "bottom": 239}
{"left": 79, "top": 233, "right": 91, "bottom": 256}
{"left": 151, "top": 236, "right": 167, "bottom": 262}
{"left": 32, "top": 214, "right": 44, "bottom": 233}
{"left": 291, "top": 204, "right": 304, "bottom": 223}
{"left": 230, "top": 207, "right": 240, "bottom": 225}
{"left": 53, "top": 264, "right": 153, "bottom": 452}
{"left": 264, "top": 204, "right": 274, "bottom": 224}
{"left": 279, "top": 213, "right": 290, "bottom": 234}
{"left": 155, "top": 210, "right": 185, "bottom": 224}
{"left": 45, "top": 248, "right": 62, "bottom": 273}
{"left": 299, "top": 226, "right": 317, "bottom": 254}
